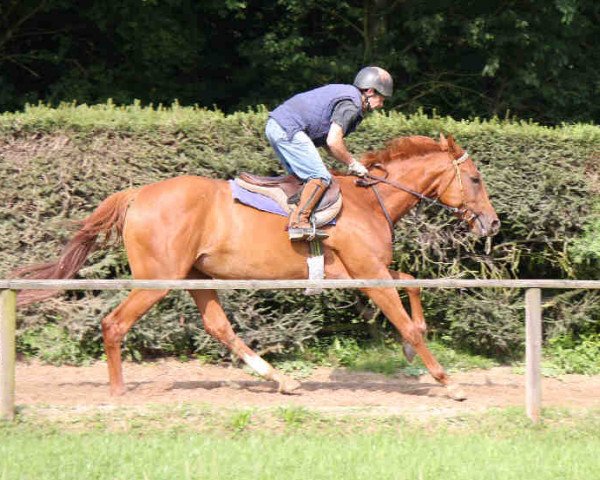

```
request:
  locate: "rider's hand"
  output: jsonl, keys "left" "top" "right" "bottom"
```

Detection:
{"left": 348, "top": 159, "right": 369, "bottom": 177}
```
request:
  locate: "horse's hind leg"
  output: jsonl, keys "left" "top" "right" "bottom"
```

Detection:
{"left": 389, "top": 270, "right": 427, "bottom": 363}
{"left": 188, "top": 288, "right": 301, "bottom": 394}
{"left": 101, "top": 288, "right": 169, "bottom": 396}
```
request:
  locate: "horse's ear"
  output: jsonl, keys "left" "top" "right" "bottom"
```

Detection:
{"left": 448, "top": 135, "right": 460, "bottom": 153}
{"left": 439, "top": 133, "right": 448, "bottom": 151}
{"left": 447, "top": 135, "right": 456, "bottom": 151}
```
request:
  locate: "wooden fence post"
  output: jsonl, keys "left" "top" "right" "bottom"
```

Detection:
{"left": 525, "top": 288, "right": 542, "bottom": 423}
{"left": 0, "top": 290, "right": 16, "bottom": 421}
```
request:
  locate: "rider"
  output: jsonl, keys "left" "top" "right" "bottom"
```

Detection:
{"left": 265, "top": 66, "right": 393, "bottom": 241}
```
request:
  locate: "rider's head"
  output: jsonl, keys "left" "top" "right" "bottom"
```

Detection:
{"left": 353, "top": 66, "right": 393, "bottom": 112}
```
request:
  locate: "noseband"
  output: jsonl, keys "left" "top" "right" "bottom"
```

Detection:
{"left": 356, "top": 151, "right": 479, "bottom": 241}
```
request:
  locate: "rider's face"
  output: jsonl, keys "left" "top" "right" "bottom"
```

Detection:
{"left": 365, "top": 89, "right": 385, "bottom": 110}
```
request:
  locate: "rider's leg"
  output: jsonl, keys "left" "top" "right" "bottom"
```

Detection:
{"left": 265, "top": 119, "right": 331, "bottom": 241}
{"left": 287, "top": 178, "right": 329, "bottom": 240}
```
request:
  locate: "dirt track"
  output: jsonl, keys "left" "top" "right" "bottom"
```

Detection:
{"left": 15, "top": 359, "right": 600, "bottom": 416}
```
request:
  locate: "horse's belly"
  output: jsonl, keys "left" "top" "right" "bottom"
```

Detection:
{"left": 194, "top": 206, "right": 312, "bottom": 279}
{"left": 196, "top": 249, "right": 309, "bottom": 279}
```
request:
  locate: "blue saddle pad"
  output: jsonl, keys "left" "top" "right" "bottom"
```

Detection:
{"left": 229, "top": 180, "right": 288, "bottom": 217}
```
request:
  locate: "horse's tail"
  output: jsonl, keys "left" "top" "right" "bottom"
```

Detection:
{"left": 14, "top": 188, "right": 139, "bottom": 305}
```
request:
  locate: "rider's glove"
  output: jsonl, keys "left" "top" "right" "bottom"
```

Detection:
{"left": 348, "top": 159, "right": 369, "bottom": 177}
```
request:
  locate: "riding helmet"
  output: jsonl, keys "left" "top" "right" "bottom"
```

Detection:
{"left": 353, "top": 66, "right": 393, "bottom": 97}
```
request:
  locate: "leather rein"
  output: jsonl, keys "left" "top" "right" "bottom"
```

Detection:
{"left": 355, "top": 151, "right": 478, "bottom": 242}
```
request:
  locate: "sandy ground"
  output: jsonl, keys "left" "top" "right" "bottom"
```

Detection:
{"left": 15, "top": 359, "right": 600, "bottom": 416}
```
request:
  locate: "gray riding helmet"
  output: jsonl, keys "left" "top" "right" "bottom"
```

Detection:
{"left": 353, "top": 66, "right": 393, "bottom": 97}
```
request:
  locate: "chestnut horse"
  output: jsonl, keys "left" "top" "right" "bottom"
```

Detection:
{"left": 19, "top": 134, "right": 499, "bottom": 400}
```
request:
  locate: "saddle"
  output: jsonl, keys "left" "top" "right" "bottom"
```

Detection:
{"left": 235, "top": 173, "right": 343, "bottom": 227}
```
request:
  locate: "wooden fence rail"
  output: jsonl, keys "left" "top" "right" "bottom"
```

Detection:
{"left": 2, "top": 278, "right": 600, "bottom": 422}
{"left": 3, "top": 278, "right": 600, "bottom": 290}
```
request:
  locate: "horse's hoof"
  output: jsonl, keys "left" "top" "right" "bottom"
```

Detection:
{"left": 446, "top": 383, "right": 467, "bottom": 401}
{"left": 276, "top": 375, "right": 301, "bottom": 394}
{"left": 402, "top": 342, "right": 416, "bottom": 363}
{"left": 110, "top": 386, "right": 126, "bottom": 397}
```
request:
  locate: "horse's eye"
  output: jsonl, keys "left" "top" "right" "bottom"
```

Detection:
{"left": 471, "top": 176, "right": 481, "bottom": 184}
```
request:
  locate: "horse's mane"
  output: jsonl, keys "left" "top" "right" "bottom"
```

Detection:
{"left": 361, "top": 136, "right": 443, "bottom": 167}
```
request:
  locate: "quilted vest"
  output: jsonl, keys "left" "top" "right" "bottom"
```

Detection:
{"left": 269, "top": 84, "right": 363, "bottom": 147}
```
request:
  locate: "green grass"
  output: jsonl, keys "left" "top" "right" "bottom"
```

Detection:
{"left": 347, "top": 340, "right": 497, "bottom": 376}
{"left": 278, "top": 336, "right": 600, "bottom": 378}
{"left": 275, "top": 338, "right": 498, "bottom": 378}
{"left": 1, "top": 406, "right": 598, "bottom": 480}
{"left": 544, "top": 334, "right": 600, "bottom": 375}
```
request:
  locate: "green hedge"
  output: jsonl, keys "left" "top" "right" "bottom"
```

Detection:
{"left": 2, "top": 103, "right": 599, "bottom": 362}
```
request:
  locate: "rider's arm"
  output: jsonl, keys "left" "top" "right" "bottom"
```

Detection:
{"left": 325, "top": 123, "right": 354, "bottom": 166}
{"left": 326, "top": 101, "right": 368, "bottom": 176}
{"left": 326, "top": 100, "right": 361, "bottom": 166}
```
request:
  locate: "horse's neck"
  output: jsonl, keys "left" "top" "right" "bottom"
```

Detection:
{"left": 379, "top": 154, "right": 450, "bottom": 221}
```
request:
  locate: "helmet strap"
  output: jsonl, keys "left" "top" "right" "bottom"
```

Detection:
{"left": 362, "top": 92, "right": 375, "bottom": 112}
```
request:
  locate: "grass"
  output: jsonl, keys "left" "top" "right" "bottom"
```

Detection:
{"left": 1, "top": 405, "right": 598, "bottom": 480}
{"left": 275, "top": 336, "right": 600, "bottom": 379}
{"left": 346, "top": 340, "right": 497, "bottom": 376}
{"left": 544, "top": 334, "right": 600, "bottom": 375}
{"left": 272, "top": 338, "right": 498, "bottom": 379}
{"left": 18, "top": 331, "right": 599, "bottom": 379}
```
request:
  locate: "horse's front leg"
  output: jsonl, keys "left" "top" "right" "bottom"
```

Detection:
{"left": 389, "top": 270, "right": 427, "bottom": 363}
{"left": 361, "top": 283, "right": 466, "bottom": 401}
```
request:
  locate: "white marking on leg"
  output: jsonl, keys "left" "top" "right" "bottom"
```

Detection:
{"left": 242, "top": 353, "right": 273, "bottom": 377}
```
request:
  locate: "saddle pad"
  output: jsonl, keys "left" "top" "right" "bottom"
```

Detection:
{"left": 229, "top": 180, "right": 338, "bottom": 225}
{"left": 229, "top": 180, "right": 287, "bottom": 216}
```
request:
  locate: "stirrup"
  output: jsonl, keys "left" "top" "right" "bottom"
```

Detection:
{"left": 288, "top": 226, "right": 329, "bottom": 242}
{"left": 288, "top": 218, "right": 329, "bottom": 242}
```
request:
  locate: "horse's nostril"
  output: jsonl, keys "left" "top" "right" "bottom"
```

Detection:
{"left": 491, "top": 219, "right": 501, "bottom": 232}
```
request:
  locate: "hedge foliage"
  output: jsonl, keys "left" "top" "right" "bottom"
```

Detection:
{"left": 1, "top": 103, "right": 599, "bottom": 362}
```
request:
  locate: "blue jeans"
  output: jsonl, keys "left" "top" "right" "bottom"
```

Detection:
{"left": 265, "top": 118, "right": 332, "bottom": 184}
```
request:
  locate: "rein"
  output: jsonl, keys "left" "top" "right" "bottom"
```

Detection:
{"left": 356, "top": 151, "right": 475, "bottom": 241}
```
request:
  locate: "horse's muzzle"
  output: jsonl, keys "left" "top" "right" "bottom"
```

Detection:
{"left": 467, "top": 212, "right": 500, "bottom": 237}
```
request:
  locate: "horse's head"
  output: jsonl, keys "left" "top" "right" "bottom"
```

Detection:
{"left": 360, "top": 133, "right": 500, "bottom": 237}
{"left": 435, "top": 134, "right": 500, "bottom": 237}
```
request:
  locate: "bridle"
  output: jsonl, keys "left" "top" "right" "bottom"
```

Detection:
{"left": 355, "top": 151, "right": 480, "bottom": 242}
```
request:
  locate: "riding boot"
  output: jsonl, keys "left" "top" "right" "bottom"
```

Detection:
{"left": 288, "top": 178, "right": 329, "bottom": 241}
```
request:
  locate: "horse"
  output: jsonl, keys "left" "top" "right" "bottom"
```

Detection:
{"left": 17, "top": 133, "right": 500, "bottom": 401}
